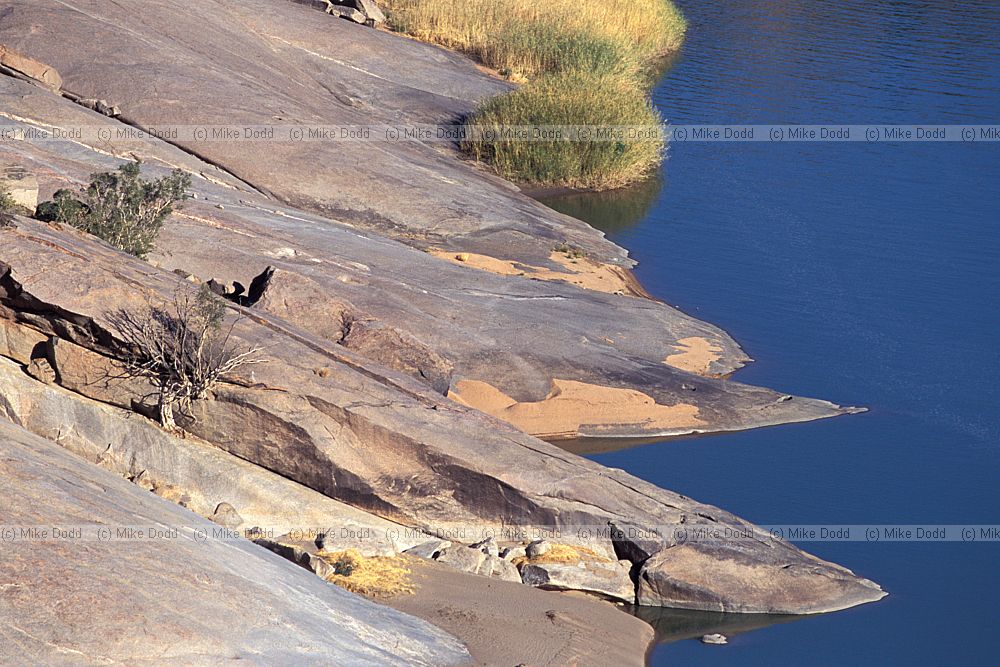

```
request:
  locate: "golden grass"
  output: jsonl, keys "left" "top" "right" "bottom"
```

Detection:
{"left": 382, "top": 0, "right": 685, "bottom": 190}
{"left": 318, "top": 549, "right": 415, "bottom": 598}
{"left": 384, "top": 0, "right": 685, "bottom": 81}
{"left": 512, "top": 543, "right": 613, "bottom": 568}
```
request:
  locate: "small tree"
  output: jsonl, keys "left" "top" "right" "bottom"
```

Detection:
{"left": 108, "top": 285, "right": 265, "bottom": 431}
{"left": 36, "top": 161, "right": 190, "bottom": 258}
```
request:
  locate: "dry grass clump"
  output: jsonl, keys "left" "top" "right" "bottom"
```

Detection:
{"left": 463, "top": 71, "right": 664, "bottom": 190}
{"left": 318, "top": 549, "right": 414, "bottom": 598}
{"left": 512, "top": 543, "right": 613, "bottom": 568}
{"left": 384, "top": 0, "right": 685, "bottom": 81}
{"left": 383, "top": 0, "right": 684, "bottom": 190}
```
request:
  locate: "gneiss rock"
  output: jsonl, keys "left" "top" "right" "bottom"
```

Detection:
{"left": 0, "top": 218, "right": 887, "bottom": 613}
{"left": 0, "top": 43, "right": 62, "bottom": 90}
{"left": 25, "top": 357, "right": 56, "bottom": 384}
{"left": 329, "top": 5, "right": 367, "bottom": 23}
{"left": 405, "top": 539, "right": 453, "bottom": 560}
{"left": 519, "top": 560, "right": 636, "bottom": 604}
{"left": 436, "top": 544, "right": 486, "bottom": 574}
{"left": 470, "top": 535, "right": 500, "bottom": 557}
{"left": 526, "top": 539, "right": 551, "bottom": 559}
{"left": 210, "top": 501, "right": 244, "bottom": 529}
{"left": 0, "top": 419, "right": 470, "bottom": 665}
{"left": 500, "top": 545, "right": 526, "bottom": 561}
{"left": 637, "top": 542, "right": 887, "bottom": 614}
{"left": 0, "top": 357, "right": 428, "bottom": 557}
{"left": 3, "top": 2, "right": 864, "bottom": 440}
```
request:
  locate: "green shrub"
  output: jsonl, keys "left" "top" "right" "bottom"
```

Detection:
{"left": 463, "top": 71, "right": 664, "bottom": 190}
{"left": 0, "top": 184, "right": 15, "bottom": 212}
{"left": 35, "top": 161, "right": 190, "bottom": 258}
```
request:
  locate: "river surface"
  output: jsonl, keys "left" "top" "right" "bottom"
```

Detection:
{"left": 542, "top": 0, "right": 1000, "bottom": 663}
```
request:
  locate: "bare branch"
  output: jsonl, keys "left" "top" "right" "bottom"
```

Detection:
{"left": 106, "top": 284, "right": 266, "bottom": 431}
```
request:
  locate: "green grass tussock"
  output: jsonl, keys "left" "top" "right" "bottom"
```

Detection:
{"left": 383, "top": 0, "right": 686, "bottom": 190}
{"left": 463, "top": 71, "right": 664, "bottom": 190}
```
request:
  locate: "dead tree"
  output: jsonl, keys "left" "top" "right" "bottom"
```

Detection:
{"left": 108, "top": 285, "right": 265, "bottom": 431}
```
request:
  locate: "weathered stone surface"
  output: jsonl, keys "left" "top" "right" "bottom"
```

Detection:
{"left": 0, "top": 419, "right": 470, "bottom": 664}
{"left": 484, "top": 555, "right": 522, "bottom": 582}
{"left": 0, "top": 43, "right": 61, "bottom": 90}
{"left": 500, "top": 545, "right": 526, "bottom": 561}
{"left": 249, "top": 267, "right": 453, "bottom": 394}
{"left": 210, "top": 501, "right": 244, "bottom": 529}
{"left": 0, "top": 357, "right": 428, "bottom": 556}
{"left": 638, "top": 542, "right": 884, "bottom": 614}
{"left": 637, "top": 542, "right": 887, "bottom": 614}
{"left": 330, "top": 6, "right": 367, "bottom": 23}
{"left": 526, "top": 539, "right": 551, "bottom": 559}
{"left": 25, "top": 356, "right": 55, "bottom": 384}
{"left": 470, "top": 536, "right": 500, "bottom": 557}
{"left": 0, "top": 164, "right": 38, "bottom": 211}
{"left": 436, "top": 545, "right": 487, "bottom": 574}
{"left": 405, "top": 539, "right": 453, "bottom": 560}
{"left": 520, "top": 561, "right": 636, "bottom": 604}
{"left": 0, "top": 15, "right": 849, "bottom": 437}
{"left": 345, "top": 0, "right": 387, "bottom": 24}
{"left": 0, "top": 217, "right": 887, "bottom": 613}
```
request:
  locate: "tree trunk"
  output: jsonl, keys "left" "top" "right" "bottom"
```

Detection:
{"left": 158, "top": 396, "right": 177, "bottom": 432}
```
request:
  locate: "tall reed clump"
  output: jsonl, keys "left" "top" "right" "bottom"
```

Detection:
{"left": 383, "top": 0, "right": 686, "bottom": 190}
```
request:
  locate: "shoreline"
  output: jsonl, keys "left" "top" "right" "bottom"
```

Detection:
{"left": 0, "top": 2, "right": 885, "bottom": 664}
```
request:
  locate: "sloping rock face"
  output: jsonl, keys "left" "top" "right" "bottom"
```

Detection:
{"left": 0, "top": 0, "right": 862, "bottom": 440}
{"left": 0, "top": 419, "right": 470, "bottom": 665}
{"left": 0, "top": 357, "right": 430, "bottom": 556}
{"left": 0, "top": 217, "right": 885, "bottom": 613}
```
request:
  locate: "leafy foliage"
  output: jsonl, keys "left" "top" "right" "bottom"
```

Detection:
{"left": 36, "top": 161, "right": 190, "bottom": 258}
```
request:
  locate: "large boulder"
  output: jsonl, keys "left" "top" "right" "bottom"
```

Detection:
{"left": 637, "top": 542, "right": 886, "bottom": 614}
{"left": 0, "top": 419, "right": 470, "bottom": 664}
{"left": 520, "top": 561, "right": 636, "bottom": 604}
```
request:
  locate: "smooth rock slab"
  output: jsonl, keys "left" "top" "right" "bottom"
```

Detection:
{"left": 520, "top": 561, "right": 636, "bottom": 604}
{"left": 0, "top": 420, "right": 470, "bottom": 665}
{"left": 638, "top": 543, "right": 887, "bottom": 614}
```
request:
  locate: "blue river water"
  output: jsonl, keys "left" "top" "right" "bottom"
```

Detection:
{"left": 542, "top": 0, "right": 1000, "bottom": 663}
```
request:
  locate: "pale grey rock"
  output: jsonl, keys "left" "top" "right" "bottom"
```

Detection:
{"left": 500, "top": 545, "right": 526, "bottom": 561}
{"left": 520, "top": 561, "right": 636, "bottom": 604}
{"left": 0, "top": 357, "right": 429, "bottom": 557}
{"left": 0, "top": 419, "right": 470, "bottom": 665}
{"left": 485, "top": 555, "right": 522, "bottom": 582}
{"left": 330, "top": 5, "right": 366, "bottom": 22}
{"left": 526, "top": 539, "right": 551, "bottom": 559}
{"left": 436, "top": 545, "right": 487, "bottom": 574}
{"left": 406, "top": 539, "right": 453, "bottom": 560}
{"left": 470, "top": 536, "right": 499, "bottom": 557}
{"left": 637, "top": 543, "right": 887, "bottom": 614}
{"left": 210, "top": 501, "right": 244, "bottom": 529}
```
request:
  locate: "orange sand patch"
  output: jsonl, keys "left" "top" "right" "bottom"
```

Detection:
{"left": 448, "top": 378, "right": 704, "bottom": 440}
{"left": 663, "top": 336, "right": 723, "bottom": 376}
{"left": 429, "top": 249, "right": 642, "bottom": 296}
